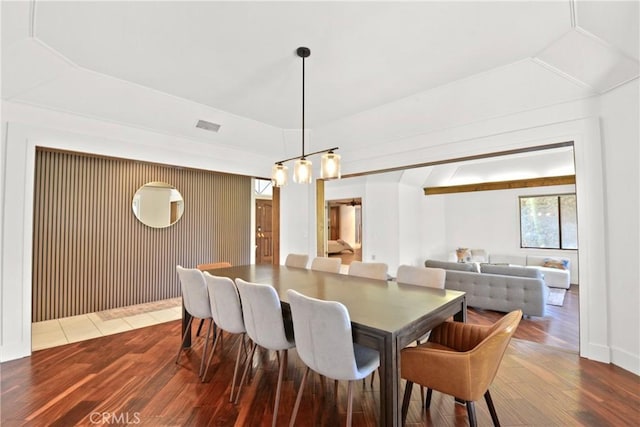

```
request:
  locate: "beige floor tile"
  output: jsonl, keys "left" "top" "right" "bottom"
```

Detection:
{"left": 32, "top": 300, "right": 185, "bottom": 350}
{"left": 93, "top": 318, "right": 134, "bottom": 336}
{"left": 32, "top": 319, "right": 62, "bottom": 335}
{"left": 86, "top": 312, "right": 103, "bottom": 323}
{"left": 58, "top": 314, "right": 93, "bottom": 327}
{"left": 64, "top": 326, "right": 102, "bottom": 343}
{"left": 57, "top": 314, "right": 102, "bottom": 343}
{"left": 148, "top": 308, "right": 182, "bottom": 323}
{"left": 122, "top": 313, "right": 159, "bottom": 329}
{"left": 32, "top": 329, "right": 68, "bottom": 351}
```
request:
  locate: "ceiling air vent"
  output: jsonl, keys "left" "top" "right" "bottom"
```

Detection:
{"left": 195, "top": 119, "right": 221, "bottom": 133}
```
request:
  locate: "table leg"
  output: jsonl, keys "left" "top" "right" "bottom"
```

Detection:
{"left": 377, "top": 334, "right": 399, "bottom": 426}
{"left": 182, "top": 300, "right": 192, "bottom": 348}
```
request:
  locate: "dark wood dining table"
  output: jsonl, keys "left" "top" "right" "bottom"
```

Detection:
{"left": 185, "top": 264, "right": 466, "bottom": 427}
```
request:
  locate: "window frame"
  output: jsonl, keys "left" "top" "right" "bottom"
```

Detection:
{"left": 519, "top": 193, "right": 578, "bottom": 250}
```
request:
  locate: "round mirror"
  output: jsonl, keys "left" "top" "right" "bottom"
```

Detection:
{"left": 132, "top": 181, "right": 184, "bottom": 228}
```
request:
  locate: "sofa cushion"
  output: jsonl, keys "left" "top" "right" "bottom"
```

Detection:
{"left": 526, "top": 255, "right": 570, "bottom": 270}
{"left": 425, "top": 259, "right": 477, "bottom": 272}
{"left": 526, "top": 266, "right": 571, "bottom": 289}
{"left": 480, "top": 264, "right": 542, "bottom": 279}
{"left": 443, "top": 270, "right": 547, "bottom": 317}
{"left": 488, "top": 254, "right": 526, "bottom": 266}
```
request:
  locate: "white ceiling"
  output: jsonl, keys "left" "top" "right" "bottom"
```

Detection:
{"left": 2, "top": 1, "right": 638, "bottom": 183}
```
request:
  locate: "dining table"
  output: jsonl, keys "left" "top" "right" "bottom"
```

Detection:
{"left": 184, "top": 264, "right": 466, "bottom": 427}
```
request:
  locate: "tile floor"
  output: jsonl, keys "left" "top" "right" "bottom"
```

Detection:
{"left": 31, "top": 298, "right": 183, "bottom": 351}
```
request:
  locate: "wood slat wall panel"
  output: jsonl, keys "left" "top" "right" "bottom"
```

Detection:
{"left": 32, "top": 149, "right": 251, "bottom": 321}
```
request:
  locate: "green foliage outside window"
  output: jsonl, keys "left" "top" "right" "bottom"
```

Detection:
{"left": 520, "top": 194, "right": 577, "bottom": 249}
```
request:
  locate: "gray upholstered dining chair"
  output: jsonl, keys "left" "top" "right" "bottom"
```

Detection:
{"left": 201, "top": 273, "right": 247, "bottom": 402}
{"left": 310, "top": 256, "right": 341, "bottom": 273}
{"left": 396, "top": 265, "right": 446, "bottom": 289}
{"left": 194, "top": 261, "right": 232, "bottom": 337}
{"left": 348, "top": 261, "right": 388, "bottom": 280}
{"left": 287, "top": 289, "right": 380, "bottom": 427}
{"left": 234, "top": 278, "right": 296, "bottom": 427}
{"left": 175, "top": 266, "right": 214, "bottom": 378}
{"left": 396, "top": 264, "right": 446, "bottom": 403}
{"left": 285, "top": 253, "right": 309, "bottom": 268}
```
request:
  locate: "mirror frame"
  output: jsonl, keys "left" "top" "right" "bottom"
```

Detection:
{"left": 132, "top": 181, "right": 185, "bottom": 228}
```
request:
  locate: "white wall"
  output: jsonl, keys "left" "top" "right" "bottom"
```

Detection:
{"left": 320, "top": 94, "right": 625, "bottom": 372}
{"left": 2, "top": 80, "right": 638, "bottom": 375}
{"left": 598, "top": 79, "right": 640, "bottom": 373}
{"left": 338, "top": 205, "right": 356, "bottom": 247}
{"left": 420, "top": 191, "right": 448, "bottom": 261}
{"left": 432, "top": 184, "right": 579, "bottom": 282}
{"left": 398, "top": 183, "right": 425, "bottom": 268}
{"left": 363, "top": 180, "right": 399, "bottom": 272}
{"left": 279, "top": 181, "right": 313, "bottom": 262}
{"left": 0, "top": 102, "right": 270, "bottom": 362}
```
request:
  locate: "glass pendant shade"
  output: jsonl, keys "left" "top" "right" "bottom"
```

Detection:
{"left": 293, "top": 158, "right": 313, "bottom": 184}
{"left": 271, "top": 163, "right": 288, "bottom": 187}
{"left": 321, "top": 151, "right": 341, "bottom": 179}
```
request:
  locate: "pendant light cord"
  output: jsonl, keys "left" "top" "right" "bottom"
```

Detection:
{"left": 301, "top": 54, "right": 305, "bottom": 159}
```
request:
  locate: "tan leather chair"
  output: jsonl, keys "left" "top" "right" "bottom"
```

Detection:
{"left": 401, "top": 310, "right": 522, "bottom": 426}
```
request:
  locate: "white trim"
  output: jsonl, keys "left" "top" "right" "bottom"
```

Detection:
{"left": 611, "top": 346, "right": 640, "bottom": 376}
{"left": 1, "top": 116, "right": 611, "bottom": 366}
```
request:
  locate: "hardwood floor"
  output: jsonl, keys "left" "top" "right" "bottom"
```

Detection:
{"left": 2, "top": 285, "right": 638, "bottom": 426}
{"left": 329, "top": 247, "right": 362, "bottom": 266}
{"left": 467, "top": 284, "right": 580, "bottom": 352}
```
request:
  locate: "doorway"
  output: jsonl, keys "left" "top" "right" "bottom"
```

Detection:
{"left": 326, "top": 198, "right": 362, "bottom": 265}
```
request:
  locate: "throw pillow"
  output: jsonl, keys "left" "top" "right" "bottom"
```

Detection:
{"left": 543, "top": 258, "right": 569, "bottom": 270}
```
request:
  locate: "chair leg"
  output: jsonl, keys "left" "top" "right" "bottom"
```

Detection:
{"left": 272, "top": 349, "right": 287, "bottom": 427}
{"left": 201, "top": 323, "right": 222, "bottom": 382}
{"left": 282, "top": 348, "right": 288, "bottom": 380}
{"left": 346, "top": 380, "right": 354, "bottom": 427}
{"left": 198, "top": 319, "right": 214, "bottom": 378}
{"left": 229, "top": 333, "right": 245, "bottom": 403}
{"left": 425, "top": 388, "right": 433, "bottom": 409}
{"left": 289, "top": 366, "right": 310, "bottom": 427}
{"left": 484, "top": 390, "right": 501, "bottom": 427}
{"left": 195, "top": 318, "right": 204, "bottom": 336}
{"left": 234, "top": 341, "right": 257, "bottom": 404}
{"left": 466, "top": 401, "right": 477, "bottom": 427}
{"left": 175, "top": 317, "right": 194, "bottom": 364}
{"left": 334, "top": 379, "right": 339, "bottom": 400}
{"left": 401, "top": 380, "right": 413, "bottom": 425}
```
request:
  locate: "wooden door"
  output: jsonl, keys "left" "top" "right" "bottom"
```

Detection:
{"left": 256, "top": 199, "right": 273, "bottom": 264}
{"left": 329, "top": 206, "right": 340, "bottom": 240}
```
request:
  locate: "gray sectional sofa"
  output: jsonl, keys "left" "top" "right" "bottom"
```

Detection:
{"left": 425, "top": 260, "right": 548, "bottom": 317}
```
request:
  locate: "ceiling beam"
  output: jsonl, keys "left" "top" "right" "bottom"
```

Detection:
{"left": 423, "top": 175, "right": 576, "bottom": 195}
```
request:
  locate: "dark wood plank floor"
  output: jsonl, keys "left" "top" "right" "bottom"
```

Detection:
{"left": 2, "top": 285, "right": 638, "bottom": 426}
{"left": 467, "top": 284, "right": 580, "bottom": 352}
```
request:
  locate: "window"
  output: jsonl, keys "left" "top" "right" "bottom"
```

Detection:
{"left": 519, "top": 194, "right": 578, "bottom": 249}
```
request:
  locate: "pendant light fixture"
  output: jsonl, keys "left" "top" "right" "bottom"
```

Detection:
{"left": 272, "top": 47, "right": 341, "bottom": 187}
